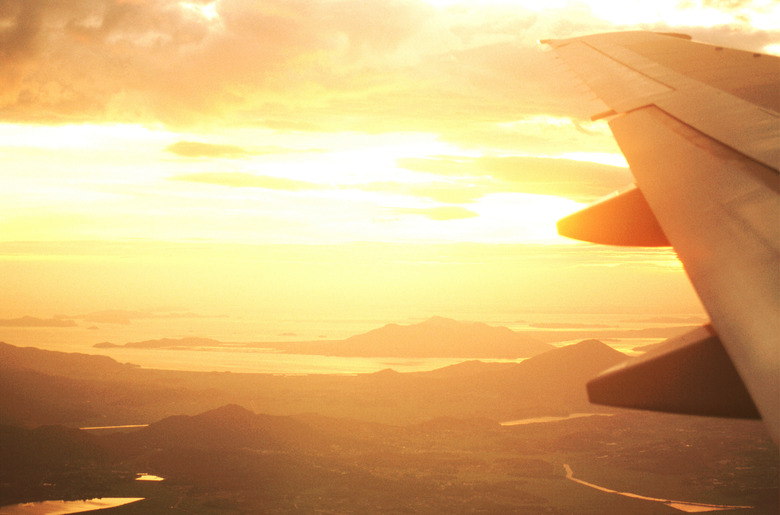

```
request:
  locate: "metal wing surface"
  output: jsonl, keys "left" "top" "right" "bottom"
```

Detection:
{"left": 543, "top": 31, "right": 779, "bottom": 443}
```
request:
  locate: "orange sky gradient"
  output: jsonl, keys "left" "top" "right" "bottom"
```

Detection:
{"left": 2, "top": 0, "right": 777, "bottom": 321}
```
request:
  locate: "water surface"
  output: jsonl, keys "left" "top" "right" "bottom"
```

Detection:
{"left": 0, "top": 497, "right": 143, "bottom": 515}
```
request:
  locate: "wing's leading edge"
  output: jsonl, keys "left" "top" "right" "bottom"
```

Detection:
{"left": 545, "top": 31, "right": 779, "bottom": 443}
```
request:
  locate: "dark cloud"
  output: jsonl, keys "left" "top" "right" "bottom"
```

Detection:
{"left": 171, "top": 172, "right": 320, "bottom": 191}
{"left": 0, "top": 0, "right": 43, "bottom": 102}
{"left": 0, "top": 0, "right": 775, "bottom": 130}
{"left": 0, "top": 0, "right": 450, "bottom": 125}
{"left": 0, "top": 0, "right": 573, "bottom": 130}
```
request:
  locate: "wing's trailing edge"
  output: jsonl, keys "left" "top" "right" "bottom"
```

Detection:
{"left": 545, "top": 31, "right": 779, "bottom": 443}
{"left": 588, "top": 325, "right": 760, "bottom": 419}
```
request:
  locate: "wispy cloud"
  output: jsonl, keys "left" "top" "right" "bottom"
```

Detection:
{"left": 171, "top": 172, "right": 320, "bottom": 191}
{"left": 398, "top": 155, "right": 632, "bottom": 201}
{"left": 165, "top": 141, "right": 251, "bottom": 158}
{"left": 393, "top": 206, "right": 479, "bottom": 221}
{"left": 165, "top": 141, "right": 326, "bottom": 158}
{"left": 0, "top": 0, "right": 774, "bottom": 130}
{"left": 361, "top": 181, "right": 488, "bottom": 204}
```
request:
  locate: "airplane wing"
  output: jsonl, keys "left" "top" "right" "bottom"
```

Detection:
{"left": 543, "top": 31, "right": 779, "bottom": 443}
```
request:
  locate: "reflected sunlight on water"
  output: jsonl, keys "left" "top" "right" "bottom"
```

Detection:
{"left": 0, "top": 312, "right": 703, "bottom": 374}
{"left": 0, "top": 498, "right": 143, "bottom": 515}
{"left": 136, "top": 473, "right": 165, "bottom": 482}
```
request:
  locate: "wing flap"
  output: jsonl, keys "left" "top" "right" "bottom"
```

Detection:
{"left": 588, "top": 325, "right": 761, "bottom": 419}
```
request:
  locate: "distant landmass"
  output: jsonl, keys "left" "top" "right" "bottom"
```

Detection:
{"left": 0, "top": 316, "right": 77, "bottom": 327}
{"left": 279, "top": 316, "right": 553, "bottom": 358}
{"left": 95, "top": 316, "right": 553, "bottom": 359}
{"left": 89, "top": 316, "right": 702, "bottom": 358}
{"left": 74, "top": 309, "right": 225, "bottom": 325}
{"left": 94, "top": 337, "right": 224, "bottom": 349}
{"left": 521, "top": 325, "right": 700, "bottom": 344}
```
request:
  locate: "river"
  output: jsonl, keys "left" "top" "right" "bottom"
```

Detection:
{"left": 563, "top": 464, "right": 753, "bottom": 513}
{"left": 0, "top": 498, "right": 143, "bottom": 515}
{"left": 500, "top": 413, "right": 609, "bottom": 426}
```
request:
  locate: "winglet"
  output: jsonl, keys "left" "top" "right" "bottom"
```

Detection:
{"left": 557, "top": 186, "right": 670, "bottom": 247}
{"left": 588, "top": 325, "right": 761, "bottom": 419}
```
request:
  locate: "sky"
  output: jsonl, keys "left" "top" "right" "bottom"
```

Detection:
{"left": 1, "top": 0, "right": 777, "bottom": 322}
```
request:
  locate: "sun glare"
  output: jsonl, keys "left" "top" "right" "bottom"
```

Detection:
{"left": 180, "top": 1, "right": 220, "bottom": 21}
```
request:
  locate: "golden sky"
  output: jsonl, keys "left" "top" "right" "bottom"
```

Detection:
{"left": 1, "top": 0, "right": 777, "bottom": 320}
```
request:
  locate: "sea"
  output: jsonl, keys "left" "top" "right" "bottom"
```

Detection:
{"left": 0, "top": 312, "right": 706, "bottom": 375}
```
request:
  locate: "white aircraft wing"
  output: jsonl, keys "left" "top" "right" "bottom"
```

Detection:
{"left": 543, "top": 31, "right": 779, "bottom": 443}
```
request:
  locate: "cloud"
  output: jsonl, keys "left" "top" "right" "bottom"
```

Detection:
{"left": 361, "top": 181, "right": 488, "bottom": 204}
{"left": 171, "top": 172, "right": 320, "bottom": 191}
{"left": 165, "top": 140, "right": 327, "bottom": 157}
{"left": 393, "top": 206, "right": 479, "bottom": 221}
{"left": 165, "top": 141, "right": 250, "bottom": 158}
{"left": 0, "top": 0, "right": 455, "bottom": 126}
{"left": 398, "top": 155, "right": 632, "bottom": 201}
{"left": 0, "top": 0, "right": 775, "bottom": 132}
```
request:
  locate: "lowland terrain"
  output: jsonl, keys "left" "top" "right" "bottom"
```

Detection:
{"left": 0, "top": 320, "right": 777, "bottom": 514}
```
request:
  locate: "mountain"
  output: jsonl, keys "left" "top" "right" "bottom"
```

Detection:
{"left": 0, "top": 337, "right": 628, "bottom": 427}
{"left": 280, "top": 316, "right": 552, "bottom": 358}
{"left": 417, "top": 359, "right": 518, "bottom": 378}
{"left": 0, "top": 341, "right": 138, "bottom": 380}
{"left": 91, "top": 317, "right": 551, "bottom": 359}
{"left": 515, "top": 339, "right": 627, "bottom": 379}
{"left": 106, "top": 404, "right": 318, "bottom": 455}
{"left": 489, "top": 339, "right": 629, "bottom": 415}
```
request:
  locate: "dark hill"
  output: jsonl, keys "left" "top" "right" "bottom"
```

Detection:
{"left": 489, "top": 340, "right": 628, "bottom": 414}
{"left": 0, "top": 423, "right": 114, "bottom": 505}
{"left": 419, "top": 359, "right": 517, "bottom": 378}
{"left": 516, "top": 339, "right": 627, "bottom": 378}
{"left": 0, "top": 338, "right": 628, "bottom": 427}
{"left": 0, "top": 341, "right": 138, "bottom": 380}
{"left": 0, "top": 424, "right": 107, "bottom": 474}
{"left": 106, "top": 404, "right": 318, "bottom": 454}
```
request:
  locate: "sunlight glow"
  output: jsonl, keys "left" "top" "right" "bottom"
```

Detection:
{"left": 180, "top": 1, "right": 220, "bottom": 21}
{"left": 558, "top": 152, "right": 628, "bottom": 168}
{"left": 764, "top": 43, "right": 780, "bottom": 56}
{"left": 0, "top": 123, "right": 169, "bottom": 149}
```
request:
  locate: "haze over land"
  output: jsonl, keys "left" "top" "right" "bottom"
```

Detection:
{"left": 0, "top": 334, "right": 777, "bottom": 513}
{"left": 1, "top": 0, "right": 778, "bottom": 512}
